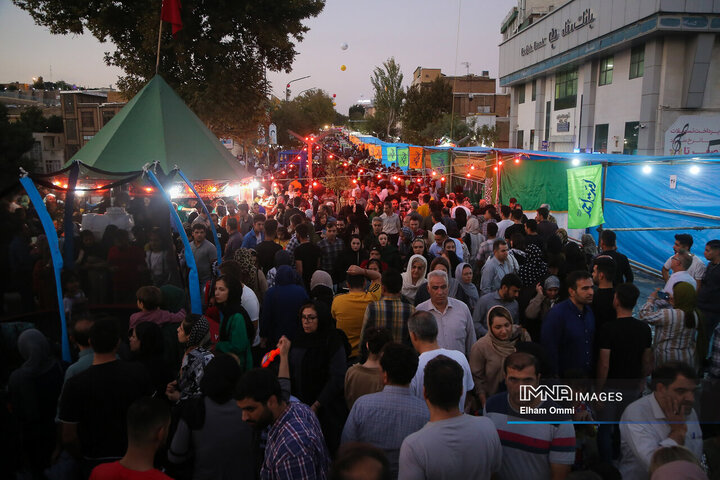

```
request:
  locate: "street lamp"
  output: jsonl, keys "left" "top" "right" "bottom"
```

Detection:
{"left": 285, "top": 75, "right": 311, "bottom": 101}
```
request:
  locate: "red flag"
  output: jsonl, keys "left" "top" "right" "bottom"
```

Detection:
{"left": 161, "top": 0, "right": 183, "bottom": 37}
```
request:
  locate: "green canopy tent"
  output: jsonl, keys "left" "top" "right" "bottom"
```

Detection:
{"left": 67, "top": 75, "right": 245, "bottom": 180}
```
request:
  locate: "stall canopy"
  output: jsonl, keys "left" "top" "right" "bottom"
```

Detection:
{"left": 67, "top": 75, "right": 245, "bottom": 180}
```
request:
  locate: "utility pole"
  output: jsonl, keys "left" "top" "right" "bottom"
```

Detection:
{"left": 285, "top": 75, "right": 311, "bottom": 101}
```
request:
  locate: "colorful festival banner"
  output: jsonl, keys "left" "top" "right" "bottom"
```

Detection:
{"left": 430, "top": 151, "right": 449, "bottom": 174}
{"left": 409, "top": 147, "right": 423, "bottom": 169}
{"left": 567, "top": 164, "right": 604, "bottom": 229}
{"left": 387, "top": 146, "right": 397, "bottom": 164}
{"left": 397, "top": 147, "right": 409, "bottom": 168}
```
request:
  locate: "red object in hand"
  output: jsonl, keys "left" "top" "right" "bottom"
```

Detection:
{"left": 261, "top": 348, "right": 281, "bottom": 368}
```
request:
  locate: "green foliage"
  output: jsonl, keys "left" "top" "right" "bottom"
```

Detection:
{"left": 401, "top": 77, "right": 453, "bottom": 145}
{"left": 271, "top": 89, "right": 336, "bottom": 145}
{"left": 13, "top": 0, "right": 325, "bottom": 142}
{"left": 15, "top": 107, "right": 64, "bottom": 134}
{"left": 371, "top": 57, "right": 404, "bottom": 139}
{"left": 420, "top": 114, "right": 472, "bottom": 145}
{"left": 476, "top": 123, "right": 499, "bottom": 147}
{"left": 322, "top": 158, "right": 351, "bottom": 194}
{"left": 348, "top": 104, "right": 365, "bottom": 120}
{"left": 0, "top": 104, "right": 37, "bottom": 190}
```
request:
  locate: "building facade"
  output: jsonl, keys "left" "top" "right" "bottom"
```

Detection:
{"left": 60, "top": 90, "right": 126, "bottom": 161}
{"left": 27, "top": 132, "right": 65, "bottom": 173}
{"left": 412, "top": 67, "right": 512, "bottom": 147}
{"left": 499, "top": 0, "right": 720, "bottom": 155}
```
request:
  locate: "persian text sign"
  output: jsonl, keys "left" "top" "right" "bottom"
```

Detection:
{"left": 567, "top": 165, "right": 604, "bottom": 229}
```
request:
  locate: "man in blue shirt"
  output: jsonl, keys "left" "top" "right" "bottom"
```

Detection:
{"left": 241, "top": 214, "right": 265, "bottom": 249}
{"left": 541, "top": 270, "right": 595, "bottom": 377}
{"left": 341, "top": 343, "right": 429, "bottom": 477}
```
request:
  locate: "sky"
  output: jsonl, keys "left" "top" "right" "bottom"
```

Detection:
{"left": 0, "top": 0, "right": 517, "bottom": 114}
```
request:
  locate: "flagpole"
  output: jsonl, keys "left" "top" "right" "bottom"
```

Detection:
{"left": 155, "top": 12, "right": 163, "bottom": 74}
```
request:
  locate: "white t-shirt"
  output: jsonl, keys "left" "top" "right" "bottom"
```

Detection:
{"left": 410, "top": 348, "right": 474, "bottom": 411}
{"left": 664, "top": 271, "right": 697, "bottom": 294}
{"left": 663, "top": 253, "right": 706, "bottom": 281}
{"left": 496, "top": 219, "right": 514, "bottom": 240}
{"left": 241, "top": 286, "right": 261, "bottom": 346}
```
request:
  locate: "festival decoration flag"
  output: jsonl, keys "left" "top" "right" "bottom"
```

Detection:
{"left": 162, "top": 0, "right": 183, "bottom": 37}
{"left": 567, "top": 164, "right": 604, "bottom": 229}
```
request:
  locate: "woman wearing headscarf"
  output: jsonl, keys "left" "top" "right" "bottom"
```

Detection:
{"left": 639, "top": 282, "right": 703, "bottom": 368}
{"left": 266, "top": 250, "right": 292, "bottom": 289}
{"left": 310, "top": 270, "right": 335, "bottom": 315}
{"left": 167, "top": 314, "right": 214, "bottom": 402}
{"left": 581, "top": 233, "right": 599, "bottom": 270}
{"left": 519, "top": 244, "right": 549, "bottom": 288}
{"left": 455, "top": 262, "right": 480, "bottom": 313}
{"left": 469, "top": 306, "right": 531, "bottom": 407}
{"left": 462, "top": 217, "right": 486, "bottom": 267}
{"left": 401, "top": 254, "right": 428, "bottom": 303}
{"left": 8, "top": 329, "right": 64, "bottom": 476}
{"left": 232, "top": 248, "right": 268, "bottom": 303}
{"left": 398, "top": 227, "right": 414, "bottom": 264}
{"left": 335, "top": 234, "right": 368, "bottom": 285}
{"left": 168, "top": 354, "right": 255, "bottom": 480}
{"left": 214, "top": 274, "right": 254, "bottom": 373}
{"left": 377, "top": 232, "right": 402, "bottom": 271}
{"left": 556, "top": 228, "right": 569, "bottom": 246}
{"left": 261, "top": 265, "right": 309, "bottom": 347}
{"left": 442, "top": 238, "right": 463, "bottom": 275}
{"left": 128, "top": 322, "right": 175, "bottom": 397}
{"left": 287, "top": 301, "right": 348, "bottom": 456}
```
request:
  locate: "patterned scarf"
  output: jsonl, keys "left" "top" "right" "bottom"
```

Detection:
{"left": 188, "top": 315, "right": 210, "bottom": 348}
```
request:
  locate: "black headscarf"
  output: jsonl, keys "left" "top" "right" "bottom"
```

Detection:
{"left": 291, "top": 302, "right": 344, "bottom": 404}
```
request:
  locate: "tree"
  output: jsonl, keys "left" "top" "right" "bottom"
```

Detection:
{"left": 13, "top": 0, "right": 325, "bottom": 142}
{"left": 401, "top": 77, "right": 452, "bottom": 145}
{"left": 17, "top": 107, "right": 64, "bottom": 133}
{"left": 348, "top": 104, "right": 365, "bottom": 120}
{"left": 421, "top": 113, "right": 473, "bottom": 145}
{"left": 371, "top": 57, "right": 404, "bottom": 139}
{"left": 271, "top": 89, "right": 335, "bottom": 145}
{"left": 476, "top": 124, "right": 499, "bottom": 147}
{"left": 0, "top": 104, "right": 36, "bottom": 190}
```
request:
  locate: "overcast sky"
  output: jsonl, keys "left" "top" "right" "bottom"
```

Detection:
{"left": 0, "top": 0, "right": 516, "bottom": 114}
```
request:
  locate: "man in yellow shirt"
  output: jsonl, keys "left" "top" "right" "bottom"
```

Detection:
{"left": 332, "top": 265, "right": 382, "bottom": 360}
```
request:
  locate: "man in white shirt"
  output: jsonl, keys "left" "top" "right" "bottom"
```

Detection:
{"left": 619, "top": 361, "right": 703, "bottom": 480}
{"left": 661, "top": 234, "right": 706, "bottom": 288}
{"left": 495, "top": 205, "right": 514, "bottom": 240}
{"left": 663, "top": 250, "right": 697, "bottom": 294}
{"left": 416, "top": 271, "right": 476, "bottom": 357}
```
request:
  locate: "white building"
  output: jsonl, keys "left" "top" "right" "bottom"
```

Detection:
{"left": 27, "top": 132, "right": 64, "bottom": 173}
{"left": 499, "top": 0, "right": 720, "bottom": 155}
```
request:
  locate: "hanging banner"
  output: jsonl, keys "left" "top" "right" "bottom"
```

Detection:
{"left": 397, "top": 147, "right": 409, "bottom": 169}
{"left": 567, "top": 164, "right": 604, "bottom": 229}
{"left": 409, "top": 147, "right": 423, "bottom": 169}
{"left": 387, "top": 146, "right": 397, "bottom": 165}
{"left": 430, "top": 151, "right": 449, "bottom": 174}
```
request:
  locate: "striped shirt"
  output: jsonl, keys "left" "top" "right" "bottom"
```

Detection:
{"left": 485, "top": 393, "right": 576, "bottom": 480}
{"left": 638, "top": 300, "right": 697, "bottom": 367}
{"left": 262, "top": 402, "right": 330, "bottom": 480}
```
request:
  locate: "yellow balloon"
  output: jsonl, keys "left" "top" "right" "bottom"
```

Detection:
{"left": 340, "top": 65, "right": 347, "bottom": 71}
{"left": 333, "top": 102, "right": 337, "bottom": 106}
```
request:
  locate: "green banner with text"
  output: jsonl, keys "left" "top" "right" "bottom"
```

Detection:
{"left": 567, "top": 164, "right": 604, "bottom": 229}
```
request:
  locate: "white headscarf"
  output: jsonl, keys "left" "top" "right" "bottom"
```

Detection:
{"left": 401, "top": 254, "right": 428, "bottom": 302}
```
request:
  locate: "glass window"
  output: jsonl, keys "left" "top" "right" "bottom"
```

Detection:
{"left": 518, "top": 84, "right": 525, "bottom": 104}
{"left": 517, "top": 130, "right": 524, "bottom": 149}
{"left": 65, "top": 119, "right": 77, "bottom": 141}
{"left": 554, "top": 69, "right": 578, "bottom": 110}
{"left": 623, "top": 122, "right": 639, "bottom": 155}
{"left": 599, "top": 56, "right": 614, "bottom": 86}
{"left": 594, "top": 124, "right": 609, "bottom": 153}
{"left": 529, "top": 129, "right": 535, "bottom": 150}
{"left": 630, "top": 45, "right": 644, "bottom": 79}
{"left": 531, "top": 79, "right": 537, "bottom": 101}
{"left": 102, "top": 110, "right": 116, "bottom": 126}
{"left": 80, "top": 111, "right": 95, "bottom": 129}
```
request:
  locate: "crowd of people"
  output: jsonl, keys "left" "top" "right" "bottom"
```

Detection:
{"left": 2, "top": 134, "right": 720, "bottom": 480}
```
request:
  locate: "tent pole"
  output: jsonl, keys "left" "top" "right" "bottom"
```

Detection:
{"left": 155, "top": 16, "right": 163, "bottom": 74}
{"left": 19, "top": 174, "right": 71, "bottom": 363}
{"left": 62, "top": 162, "right": 80, "bottom": 269}
{"left": 146, "top": 170, "right": 203, "bottom": 314}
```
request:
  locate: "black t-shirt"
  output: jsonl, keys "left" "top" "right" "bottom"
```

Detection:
{"left": 592, "top": 287, "right": 616, "bottom": 334}
{"left": 601, "top": 249, "right": 634, "bottom": 284}
{"left": 598, "top": 317, "right": 651, "bottom": 382}
{"left": 504, "top": 223, "right": 525, "bottom": 241}
{"left": 294, "top": 242, "right": 322, "bottom": 289}
{"left": 255, "top": 240, "right": 283, "bottom": 274}
{"left": 58, "top": 360, "right": 152, "bottom": 459}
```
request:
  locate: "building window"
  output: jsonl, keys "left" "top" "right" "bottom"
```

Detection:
{"left": 529, "top": 129, "right": 535, "bottom": 149}
{"left": 518, "top": 84, "right": 525, "bottom": 104}
{"left": 554, "top": 69, "right": 578, "bottom": 110}
{"left": 30, "top": 141, "right": 42, "bottom": 161}
{"left": 80, "top": 111, "right": 95, "bottom": 129}
{"left": 62, "top": 95, "right": 75, "bottom": 112}
{"left": 599, "top": 56, "right": 614, "bottom": 86}
{"left": 102, "top": 110, "right": 116, "bottom": 126}
{"left": 517, "top": 130, "right": 524, "bottom": 149}
{"left": 623, "top": 122, "right": 639, "bottom": 155}
{"left": 65, "top": 119, "right": 77, "bottom": 141}
{"left": 630, "top": 45, "right": 645, "bottom": 79}
{"left": 43, "top": 136, "right": 54, "bottom": 150}
{"left": 531, "top": 79, "right": 537, "bottom": 101}
{"left": 594, "top": 124, "right": 608, "bottom": 153}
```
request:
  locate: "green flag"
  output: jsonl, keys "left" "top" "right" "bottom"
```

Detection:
{"left": 567, "top": 165, "right": 604, "bottom": 229}
{"left": 397, "top": 147, "right": 409, "bottom": 168}
{"left": 387, "top": 146, "right": 397, "bottom": 164}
